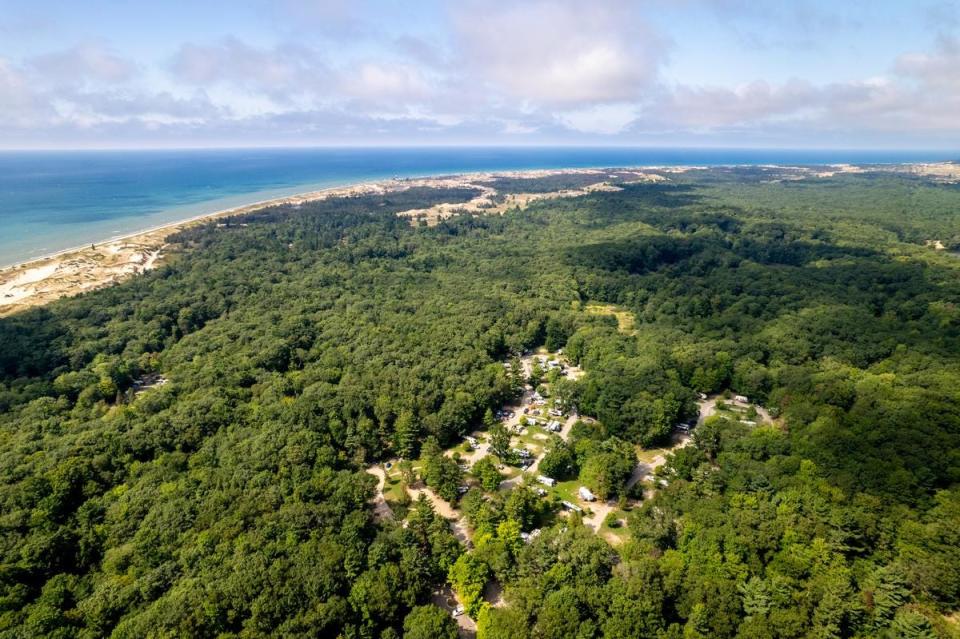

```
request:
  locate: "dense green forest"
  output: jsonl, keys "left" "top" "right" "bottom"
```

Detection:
{"left": 1, "top": 168, "right": 959, "bottom": 638}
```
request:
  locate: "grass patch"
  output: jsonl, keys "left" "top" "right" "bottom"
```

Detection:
{"left": 448, "top": 441, "right": 476, "bottom": 457}
{"left": 551, "top": 479, "right": 582, "bottom": 504}
{"left": 635, "top": 444, "right": 671, "bottom": 465}
{"left": 383, "top": 476, "right": 408, "bottom": 503}
{"left": 512, "top": 425, "right": 550, "bottom": 455}
{"left": 585, "top": 302, "right": 637, "bottom": 334}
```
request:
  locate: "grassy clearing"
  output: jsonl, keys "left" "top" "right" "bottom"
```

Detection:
{"left": 600, "top": 509, "right": 631, "bottom": 539}
{"left": 584, "top": 302, "right": 637, "bottom": 334}
{"left": 551, "top": 479, "right": 582, "bottom": 504}
{"left": 383, "top": 475, "right": 408, "bottom": 503}
{"left": 513, "top": 425, "right": 550, "bottom": 456}
{"left": 448, "top": 440, "right": 476, "bottom": 457}
{"left": 635, "top": 444, "right": 671, "bottom": 465}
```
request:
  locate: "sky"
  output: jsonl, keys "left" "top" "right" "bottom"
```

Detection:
{"left": 1, "top": 0, "right": 959, "bottom": 149}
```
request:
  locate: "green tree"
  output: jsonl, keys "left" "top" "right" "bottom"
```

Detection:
{"left": 424, "top": 454, "right": 463, "bottom": 503}
{"left": 472, "top": 456, "right": 503, "bottom": 492}
{"left": 538, "top": 439, "right": 577, "bottom": 480}
{"left": 488, "top": 422, "right": 511, "bottom": 461}
{"left": 693, "top": 417, "right": 724, "bottom": 461}
{"left": 887, "top": 608, "right": 937, "bottom": 639}
{"left": 483, "top": 407, "right": 497, "bottom": 430}
{"left": 394, "top": 410, "right": 420, "bottom": 459}
{"left": 402, "top": 604, "right": 458, "bottom": 639}
{"left": 578, "top": 438, "right": 636, "bottom": 500}
{"left": 448, "top": 553, "right": 490, "bottom": 618}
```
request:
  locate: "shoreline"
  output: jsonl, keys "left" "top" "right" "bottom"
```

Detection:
{"left": 0, "top": 165, "right": 651, "bottom": 315}
{"left": 2, "top": 161, "right": 958, "bottom": 317}
{"left": 0, "top": 162, "right": 689, "bottom": 273}
{"left": 0, "top": 178, "right": 389, "bottom": 272}
{"left": 2, "top": 159, "right": 953, "bottom": 273}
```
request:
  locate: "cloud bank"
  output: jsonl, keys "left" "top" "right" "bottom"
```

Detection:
{"left": 0, "top": 0, "right": 958, "bottom": 148}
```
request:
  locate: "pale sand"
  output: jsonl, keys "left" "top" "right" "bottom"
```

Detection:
{"left": 901, "top": 162, "right": 960, "bottom": 181}
{"left": 0, "top": 165, "right": 704, "bottom": 316}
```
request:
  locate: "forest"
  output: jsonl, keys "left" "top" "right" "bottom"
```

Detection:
{"left": 1, "top": 167, "right": 959, "bottom": 638}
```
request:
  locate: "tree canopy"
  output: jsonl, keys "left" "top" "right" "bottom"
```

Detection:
{"left": 2, "top": 168, "right": 959, "bottom": 637}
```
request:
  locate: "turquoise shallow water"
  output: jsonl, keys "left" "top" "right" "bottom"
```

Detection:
{"left": 0, "top": 146, "right": 954, "bottom": 267}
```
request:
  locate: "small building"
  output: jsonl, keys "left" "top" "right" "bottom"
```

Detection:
{"left": 734, "top": 394, "right": 749, "bottom": 403}
{"left": 464, "top": 435, "right": 478, "bottom": 445}
{"left": 561, "top": 500, "right": 583, "bottom": 513}
{"left": 537, "top": 475, "right": 556, "bottom": 487}
{"left": 578, "top": 486, "right": 596, "bottom": 502}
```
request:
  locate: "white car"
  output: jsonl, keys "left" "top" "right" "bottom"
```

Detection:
{"left": 452, "top": 605, "right": 464, "bottom": 617}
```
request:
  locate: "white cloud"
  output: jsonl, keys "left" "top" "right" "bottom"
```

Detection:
{"left": 340, "top": 62, "right": 433, "bottom": 102}
{"left": 646, "top": 80, "right": 818, "bottom": 129}
{"left": 895, "top": 35, "right": 960, "bottom": 91}
{"left": 0, "top": 57, "right": 46, "bottom": 126}
{"left": 560, "top": 103, "right": 639, "bottom": 134}
{"left": 170, "top": 38, "right": 329, "bottom": 100}
{"left": 29, "top": 43, "right": 136, "bottom": 85}
{"left": 3, "top": 3, "right": 960, "bottom": 148}
{"left": 452, "top": 0, "right": 666, "bottom": 105}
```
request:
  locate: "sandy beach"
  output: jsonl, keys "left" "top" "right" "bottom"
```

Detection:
{"left": 0, "top": 167, "right": 676, "bottom": 316}
{"left": 2, "top": 161, "right": 955, "bottom": 317}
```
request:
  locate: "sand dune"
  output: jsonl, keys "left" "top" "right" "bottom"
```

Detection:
{"left": 0, "top": 166, "right": 686, "bottom": 316}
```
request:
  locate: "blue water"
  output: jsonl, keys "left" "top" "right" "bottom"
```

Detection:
{"left": 0, "top": 147, "right": 954, "bottom": 267}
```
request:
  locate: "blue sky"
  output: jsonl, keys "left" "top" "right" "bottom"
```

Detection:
{"left": 1, "top": 0, "right": 958, "bottom": 149}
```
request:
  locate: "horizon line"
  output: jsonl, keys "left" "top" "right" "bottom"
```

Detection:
{"left": 0, "top": 143, "right": 958, "bottom": 154}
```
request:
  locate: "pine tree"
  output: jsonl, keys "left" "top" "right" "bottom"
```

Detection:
{"left": 394, "top": 410, "right": 419, "bottom": 459}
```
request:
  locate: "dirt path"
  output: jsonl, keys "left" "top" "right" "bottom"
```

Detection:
{"left": 705, "top": 394, "right": 775, "bottom": 426}
{"left": 582, "top": 499, "right": 616, "bottom": 534}
{"left": 364, "top": 466, "right": 394, "bottom": 522}
{"left": 623, "top": 395, "right": 717, "bottom": 489}
{"left": 697, "top": 395, "right": 719, "bottom": 425}
{"left": 431, "top": 586, "right": 477, "bottom": 638}
{"left": 450, "top": 431, "right": 491, "bottom": 466}
{"left": 623, "top": 394, "right": 770, "bottom": 494}
{"left": 407, "top": 485, "right": 472, "bottom": 545}
{"left": 626, "top": 431, "right": 693, "bottom": 492}
{"left": 499, "top": 411, "right": 578, "bottom": 490}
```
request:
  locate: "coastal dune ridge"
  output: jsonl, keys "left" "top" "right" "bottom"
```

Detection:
{"left": 0, "top": 166, "right": 661, "bottom": 316}
{"left": 2, "top": 161, "right": 958, "bottom": 317}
